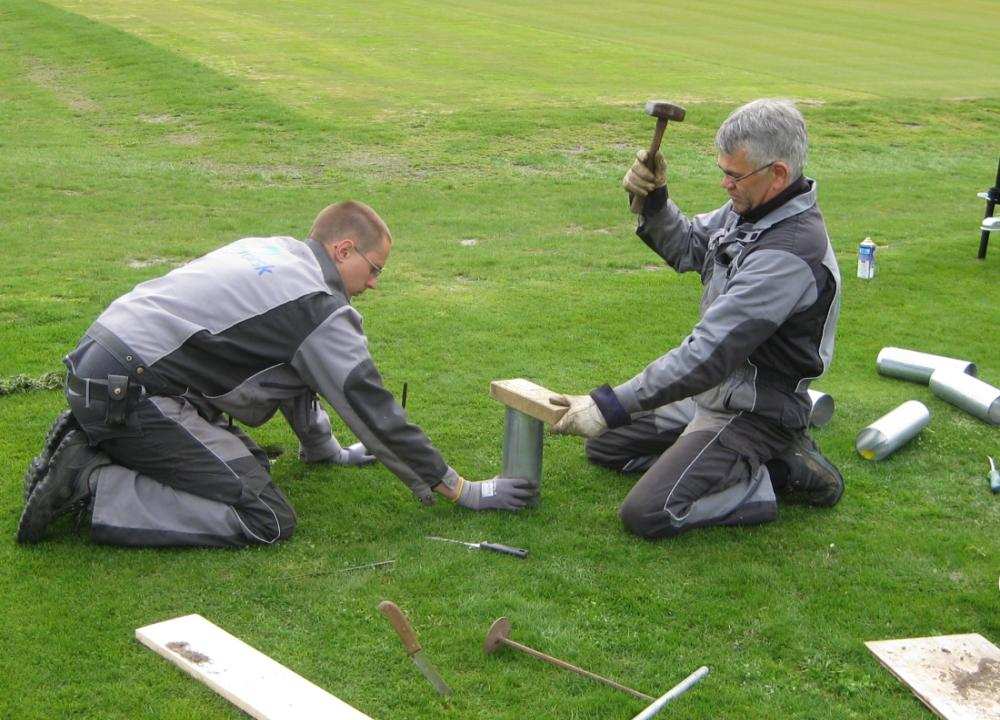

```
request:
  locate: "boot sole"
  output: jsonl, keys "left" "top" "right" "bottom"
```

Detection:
{"left": 23, "top": 411, "right": 78, "bottom": 502}
{"left": 796, "top": 449, "right": 844, "bottom": 507}
{"left": 17, "top": 430, "right": 91, "bottom": 544}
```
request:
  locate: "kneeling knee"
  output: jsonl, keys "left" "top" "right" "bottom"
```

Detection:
{"left": 618, "top": 498, "right": 674, "bottom": 540}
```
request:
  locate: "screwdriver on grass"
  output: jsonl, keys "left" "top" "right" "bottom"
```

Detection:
{"left": 426, "top": 535, "right": 528, "bottom": 558}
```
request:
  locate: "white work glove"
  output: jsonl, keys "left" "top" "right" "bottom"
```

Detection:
{"left": 303, "top": 441, "right": 376, "bottom": 467}
{"left": 456, "top": 477, "right": 538, "bottom": 511}
{"left": 549, "top": 394, "right": 608, "bottom": 438}
{"left": 622, "top": 149, "right": 667, "bottom": 199}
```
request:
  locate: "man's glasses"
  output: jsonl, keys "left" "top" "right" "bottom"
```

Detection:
{"left": 718, "top": 160, "right": 775, "bottom": 184}
{"left": 354, "top": 246, "right": 383, "bottom": 278}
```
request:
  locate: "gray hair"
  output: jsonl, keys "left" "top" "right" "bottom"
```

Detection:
{"left": 715, "top": 99, "right": 808, "bottom": 178}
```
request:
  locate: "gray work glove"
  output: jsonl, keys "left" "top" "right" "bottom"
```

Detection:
{"left": 456, "top": 477, "right": 538, "bottom": 511}
{"left": 303, "top": 441, "right": 376, "bottom": 467}
{"left": 622, "top": 149, "right": 667, "bottom": 200}
{"left": 549, "top": 394, "right": 608, "bottom": 438}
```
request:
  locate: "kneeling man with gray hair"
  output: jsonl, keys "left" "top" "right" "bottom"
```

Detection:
{"left": 551, "top": 99, "right": 843, "bottom": 539}
{"left": 19, "top": 201, "right": 535, "bottom": 547}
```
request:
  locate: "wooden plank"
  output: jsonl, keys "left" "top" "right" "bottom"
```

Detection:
{"left": 136, "top": 614, "right": 374, "bottom": 720}
{"left": 490, "top": 378, "right": 568, "bottom": 425}
{"left": 865, "top": 633, "right": 1000, "bottom": 720}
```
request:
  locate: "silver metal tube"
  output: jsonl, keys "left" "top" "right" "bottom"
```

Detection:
{"left": 501, "top": 407, "right": 543, "bottom": 507}
{"left": 630, "top": 666, "right": 710, "bottom": 720}
{"left": 876, "top": 347, "right": 977, "bottom": 385}
{"left": 807, "top": 389, "right": 835, "bottom": 427}
{"left": 856, "top": 400, "right": 931, "bottom": 461}
{"left": 929, "top": 369, "right": 1000, "bottom": 425}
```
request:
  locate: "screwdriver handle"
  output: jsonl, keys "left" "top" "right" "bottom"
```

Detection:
{"left": 480, "top": 542, "right": 528, "bottom": 559}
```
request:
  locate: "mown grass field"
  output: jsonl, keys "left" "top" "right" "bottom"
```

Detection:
{"left": 1, "top": 1, "right": 998, "bottom": 718}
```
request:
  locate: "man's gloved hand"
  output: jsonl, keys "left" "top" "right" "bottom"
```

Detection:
{"left": 304, "top": 441, "right": 376, "bottom": 467}
{"left": 455, "top": 476, "right": 538, "bottom": 511}
{"left": 549, "top": 394, "right": 608, "bottom": 438}
{"left": 622, "top": 149, "right": 667, "bottom": 201}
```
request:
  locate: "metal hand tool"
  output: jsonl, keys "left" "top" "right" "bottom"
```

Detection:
{"left": 989, "top": 456, "right": 1000, "bottom": 493}
{"left": 630, "top": 666, "right": 710, "bottom": 719}
{"left": 285, "top": 559, "right": 394, "bottom": 580}
{"left": 484, "top": 617, "right": 652, "bottom": 701}
{"left": 378, "top": 600, "right": 452, "bottom": 696}
{"left": 426, "top": 535, "right": 528, "bottom": 558}
{"left": 629, "top": 100, "right": 686, "bottom": 213}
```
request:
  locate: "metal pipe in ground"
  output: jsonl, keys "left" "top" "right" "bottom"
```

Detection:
{"left": 929, "top": 369, "right": 1000, "bottom": 425}
{"left": 501, "top": 407, "right": 543, "bottom": 507}
{"left": 856, "top": 400, "right": 931, "bottom": 461}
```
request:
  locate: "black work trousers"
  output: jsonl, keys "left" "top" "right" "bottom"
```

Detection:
{"left": 585, "top": 400, "right": 794, "bottom": 539}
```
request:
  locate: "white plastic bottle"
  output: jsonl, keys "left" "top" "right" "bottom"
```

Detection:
{"left": 857, "top": 237, "right": 876, "bottom": 279}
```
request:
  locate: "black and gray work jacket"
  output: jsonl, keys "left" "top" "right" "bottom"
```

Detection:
{"left": 79, "top": 236, "right": 454, "bottom": 503}
{"left": 591, "top": 178, "right": 841, "bottom": 430}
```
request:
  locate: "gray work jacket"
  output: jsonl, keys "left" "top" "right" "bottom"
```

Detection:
{"left": 597, "top": 179, "right": 841, "bottom": 430}
{"left": 82, "top": 236, "right": 454, "bottom": 503}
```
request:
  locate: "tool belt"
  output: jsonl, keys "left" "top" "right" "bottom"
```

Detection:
{"left": 67, "top": 373, "right": 145, "bottom": 427}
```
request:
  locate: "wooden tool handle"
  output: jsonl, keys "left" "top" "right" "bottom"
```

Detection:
{"left": 378, "top": 601, "right": 421, "bottom": 655}
{"left": 630, "top": 118, "right": 670, "bottom": 213}
{"left": 646, "top": 118, "right": 669, "bottom": 165}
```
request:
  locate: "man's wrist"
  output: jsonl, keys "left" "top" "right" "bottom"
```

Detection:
{"left": 643, "top": 186, "right": 668, "bottom": 216}
{"left": 434, "top": 468, "right": 464, "bottom": 501}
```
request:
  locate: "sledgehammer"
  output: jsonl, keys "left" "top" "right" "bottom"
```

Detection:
{"left": 629, "top": 100, "right": 686, "bottom": 214}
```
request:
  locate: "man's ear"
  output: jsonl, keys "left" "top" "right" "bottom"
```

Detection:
{"left": 330, "top": 238, "right": 354, "bottom": 263}
{"left": 770, "top": 161, "right": 791, "bottom": 190}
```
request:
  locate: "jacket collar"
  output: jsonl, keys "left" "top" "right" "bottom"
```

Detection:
{"left": 740, "top": 176, "right": 817, "bottom": 231}
{"left": 306, "top": 238, "right": 348, "bottom": 296}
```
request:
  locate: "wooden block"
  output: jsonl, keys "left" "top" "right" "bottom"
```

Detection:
{"left": 136, "top": 614, "right": 374, "bottom": 720}
{"left": 865, "top": 633, "right": 1000, "bottom": 719}
{"left": 490, "top": 378, "right": 568, "bottom": 425}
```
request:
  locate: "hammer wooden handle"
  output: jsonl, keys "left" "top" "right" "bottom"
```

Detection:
{"left": 630, "top": 118, "right": 670, "bottom": 214}
{"left": 646, "top": 118, "right": 669, "bottom": 165}
{"left": 378, "top": 601, "right": 421, "bottom": 655}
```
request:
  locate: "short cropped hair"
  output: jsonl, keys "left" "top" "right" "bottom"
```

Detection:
{"left": 715, "top": 99, "right": 808, "bottom": 179}
{"left": 308, "top": 200, "right": 392, "bottom": 252}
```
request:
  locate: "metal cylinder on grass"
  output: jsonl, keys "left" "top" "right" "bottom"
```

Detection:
{"left": 807, "top": 389, "right": 835, "bottom": 427}
{"left": 856, "top": 400, "right": 931, "bottom": 461}
{"left": 876, "top": 347, "right": 977, "bottom": 385}
{"left": 929, "top": 369, "right": 1000, "bottom": 425}
{"left": 501, "top": 407, "right": 543, "bottom": 507}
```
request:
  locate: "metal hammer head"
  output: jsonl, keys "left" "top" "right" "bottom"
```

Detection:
{"left": 484, "top": 617, "right": 512, "bottom": 654}
{"left": 644, "top": 101, "right": 686, "bottom": 122}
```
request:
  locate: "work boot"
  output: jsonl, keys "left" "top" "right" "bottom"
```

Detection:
{"left": 23, "top": 410, "right": 79, "bottom": 501}
{"left": 767, "top": 433, "right": 843, "bottom": 507}
{"left": 17, "top": 429, "right": 109, "bottom": 544}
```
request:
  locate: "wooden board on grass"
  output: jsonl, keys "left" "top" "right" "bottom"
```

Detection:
{"left": 136, "top": 614, "right": 374, "bottom": 720}
{"left": 490, "top": 378, "right": 568, "bottom": 425}
{"left": 865, "top": 633, "right": 1000, "bottom": 719}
